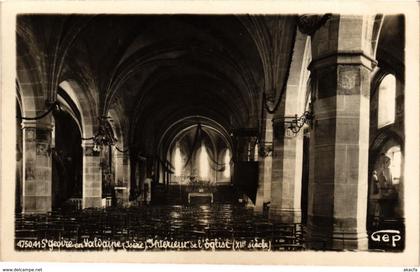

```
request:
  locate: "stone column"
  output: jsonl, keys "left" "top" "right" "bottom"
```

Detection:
{"left": 21, "top": 120, "right": 53, "bottom": 213}
{"left": 114, "top": 151, "right": 130, "bottom": 206}
{"left": 306, "top": 15, "right": 375, "bottom": 250}
{"left": 255, "top": 117, "right": 273, "bottom": 212}
{"left": 233, "top": 130, "right": 258, "bottom": 205}
{"left": 268, "top": 30, "right": 310, "bottom": 223}
{"left": 82, "top": 142, "right": 102, "bottom": 208}
{"left": 269, "top": 121, "right": 304, "bottom": 223}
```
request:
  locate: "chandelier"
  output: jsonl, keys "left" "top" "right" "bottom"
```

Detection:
{"left": 91, "top": 117, "right": 117, "bottom": 152}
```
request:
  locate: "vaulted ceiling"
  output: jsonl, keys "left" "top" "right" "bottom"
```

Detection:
{"left": 376, "top": 15, "right": 405, "bottom": 76}
{"left": 16, "top": 14, "right": 298, "bottom": 156}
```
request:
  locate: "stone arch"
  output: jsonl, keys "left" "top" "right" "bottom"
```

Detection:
{"left": 166, "top": 124, "right": 231, "bottom": 184}
{"left": 371, "top": 14, "right": 384, "bottom": 59}
{"left": 43, "top": 81, "right": 89, "bottom": 210}
{"left": 370, "top": 68, "right": 400, "bottom": 98}
{"left": 16, "top": 55, "right": 45, "bottom": 118}
{"left": 374, "top": 15, "right": 405, "bottom": 77}
{"left": 370, "top": 128, "right": 404, "bottom": 162}
{"left": 370, "top": 68, "right": 388, "bottom": 97}
{"left": 15, "top": 28, "right": 51, "bottom": 120}
{"left": 16, "top": 82, "right": 23, "bottom": 116}
{"left": 158, "top": 116, "right": 233, "bottom": 161}
{"left": 56, "top": 89, "right": 83, "bottom": 136}
{"left": 58, "top": 80, "right": 102, "bottom": 209}
{"left": 58, "top": 80, "right": 97, "bottom": 139}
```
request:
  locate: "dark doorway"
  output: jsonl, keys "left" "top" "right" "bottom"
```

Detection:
{"left": 52, "top": 109, "right": 82, "bottom": 210}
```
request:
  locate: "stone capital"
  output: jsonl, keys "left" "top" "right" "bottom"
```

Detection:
{"left": 258, "top": 141, "right": 273, "bottom": 157}
{"left": 308, "top": 50, "right": 378, "bottom": 72}
{"left": 115, "top": 151, "right": 130, "bottom": 159}
{"left": 81, "top": 142, "right": 101, "bottom": 156}
{"left": 297, "top": 14, "right": 332, "bottom": 36}
{"left": 81, "top": 141, "right": 95, "bottom": 148}
{"left": 21, "top": 119, "right": 54, "bottom": 130}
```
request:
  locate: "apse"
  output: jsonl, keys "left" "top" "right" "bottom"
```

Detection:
{"left": 167, "top": 123, "right": 232, "bottom": 185}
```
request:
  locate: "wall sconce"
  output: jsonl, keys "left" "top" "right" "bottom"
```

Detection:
{"left": 272, "top": 111, "right": 313, "bottom": 136}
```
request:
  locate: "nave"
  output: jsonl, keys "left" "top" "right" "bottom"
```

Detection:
{"left": 15, "top": 14, "right": 406, "bottom": 251}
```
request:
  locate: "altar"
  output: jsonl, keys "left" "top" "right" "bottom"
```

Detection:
{"left": 185, "top": 177, "right": 215, "bottom": 204}
{"left": 188, "top": 191, "right": 214, "bottom": 203}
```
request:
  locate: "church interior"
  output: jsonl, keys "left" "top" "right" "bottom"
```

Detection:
{"left": 15, "top": 14, "right": 405, "bottom": 251}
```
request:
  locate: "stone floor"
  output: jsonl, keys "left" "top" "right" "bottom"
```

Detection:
{"left": 15, "top": 204, "right": 304, "bottom": 251}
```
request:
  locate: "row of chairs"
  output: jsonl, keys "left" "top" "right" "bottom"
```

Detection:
{"left": 15, "top": 206, "right": 304, "bottom": 251}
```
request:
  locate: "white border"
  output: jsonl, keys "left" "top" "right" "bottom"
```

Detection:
{"left": 1, "top": 0, "right": 419, "bottom": 266}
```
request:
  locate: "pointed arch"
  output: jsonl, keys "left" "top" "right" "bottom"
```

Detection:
{"left": 58, "top": 80, "right": 97, "bottom": 139}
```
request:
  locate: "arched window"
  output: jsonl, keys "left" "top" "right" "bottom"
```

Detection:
{"left": 378, "top": 74, "right": 396, "bottom": 128}
{"left": 174, "top": 146, "right": 183, "bottom": 177}
{"left": 223, "top": 149, "right": 231, "bottom": 178}
{"left": 254, "top": 143, "right": 259, "bottom": 162}
{"left": 386, "top": 146, "right": 402, "bottom": 185}
{"left": 199, "top": 143, "right": 209, "bottom": 180}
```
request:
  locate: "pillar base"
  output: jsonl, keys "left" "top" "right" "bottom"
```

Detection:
{"left": 83, "top": 197, "right": 103, "bottom": 209}
{"left": 306, "top": 220, "right": 368, "bottom": 250}
{"left": 253, "top": 205, "right": 263, "bottom": 214}
{"left": 115, "top": 187, "right": 130, "bottom": 207}
{"left": 269, "top": 207, "right": 302, "bottom": 223}
{"left": 22, "top": 196, "right": 52, "bottom": 214}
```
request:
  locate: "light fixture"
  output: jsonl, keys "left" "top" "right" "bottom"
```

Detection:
{"left": 84, "top": 116, "right": 117, "bottom": 152}
{"left": 272, "top": 110, "right": 313, "bottom": 136}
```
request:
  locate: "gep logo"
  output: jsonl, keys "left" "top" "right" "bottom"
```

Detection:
{"left": 370, "top": 229, "right": 401, "bottom": 247}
